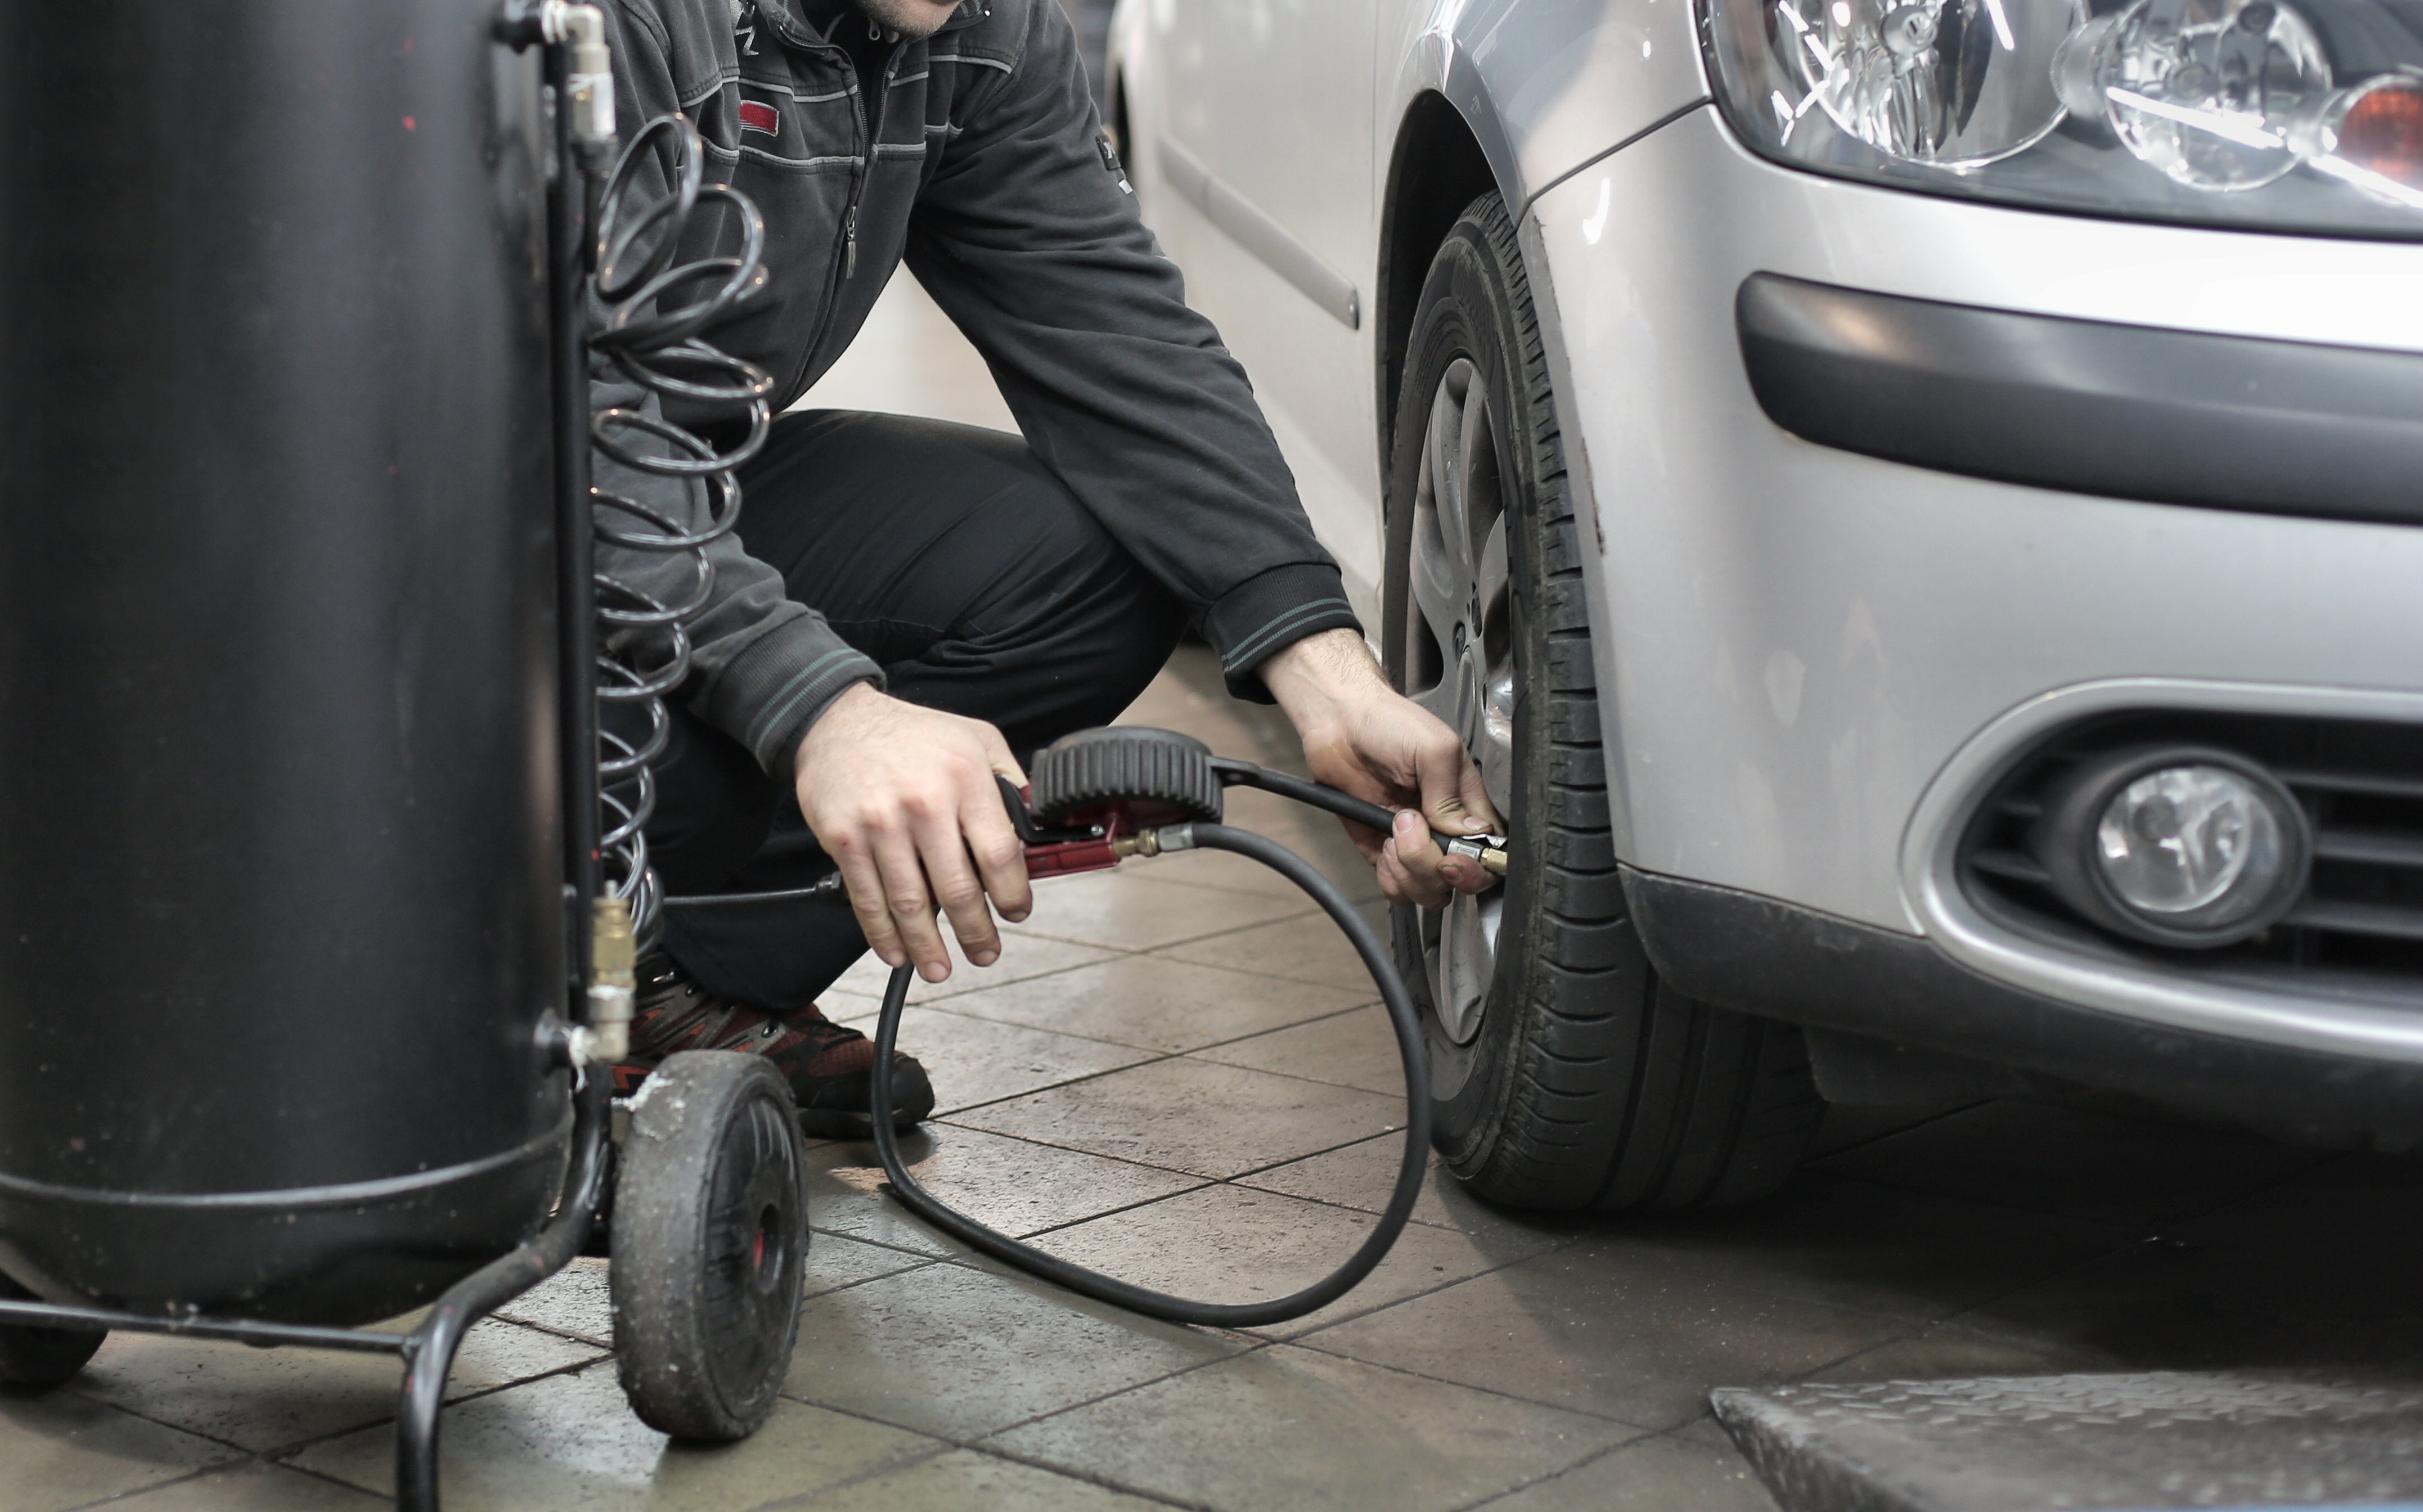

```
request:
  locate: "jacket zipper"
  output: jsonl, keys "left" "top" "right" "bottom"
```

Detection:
{"left": 779, "top": 36, "right": 903, "bottom": 406}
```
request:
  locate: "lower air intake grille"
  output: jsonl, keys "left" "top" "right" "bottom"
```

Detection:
{"left": 1960, "top": 710, "right": 2423, "bottom": 997}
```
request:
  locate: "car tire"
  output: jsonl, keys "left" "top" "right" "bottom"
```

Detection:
{"left": 1384, "top": 192, "right": 1822, "bottom": 1211}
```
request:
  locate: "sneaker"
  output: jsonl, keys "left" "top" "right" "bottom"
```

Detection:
{"left": 610, "top": 956, "right": 936, "bottom": 1137}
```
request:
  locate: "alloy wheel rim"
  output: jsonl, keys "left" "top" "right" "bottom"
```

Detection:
{"left": 1405, "top": 357, "right": 1513, "bottom": 1047}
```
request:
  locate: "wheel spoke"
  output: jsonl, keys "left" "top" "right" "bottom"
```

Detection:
{"left": 1474, "top": 513, "right": 1509, "bottom": 623}
{"left": 1407, "top": 515, "right": 1464, "bottom": 667}
{"left": 1455, "top": 380, "right": 1497, "bottom": 573}
{"left": 1480, "top": 659, "right": 1517, "bottom": 820}
{"left": 1428, "top": 362, "right": 1478, "bottom": 584}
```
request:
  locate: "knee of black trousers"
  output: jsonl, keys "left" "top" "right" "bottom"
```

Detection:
{"left": 878, "top": 524, "right": 1192, "bottom": 760}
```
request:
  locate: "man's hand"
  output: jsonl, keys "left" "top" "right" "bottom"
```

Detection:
{"left": 1260, "top": 628, "right": 1500, "bottom": 910}
{"left": 793, "top": 683, "right": 1032, "bottom": 983}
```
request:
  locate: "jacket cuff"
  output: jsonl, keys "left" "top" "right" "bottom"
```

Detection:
{"left": 700, "top": 617, "right": 885, "bottom": 775}
{"left": 1202, "top": 562, "right": 1364, "bottom": 702}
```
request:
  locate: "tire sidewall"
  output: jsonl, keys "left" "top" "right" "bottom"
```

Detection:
{"left": 1382, "top": 202, "right": 1557, "bottom": 1176}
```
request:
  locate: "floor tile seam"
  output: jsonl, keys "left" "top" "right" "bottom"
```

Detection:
{"left": 1212, "top": 1124, "right": 1423, "bottom": 1185}
{"left": 950, "top": 1439, "right": 1217, "bottom": 1510}
{"left": 483, "top": 1312, "right": 613, "bottom": 1351}
{"left": 926, "top": 1113, "right": 1411, "bottom": 1187}
{"left": 919, "top": 1115, "right": 1261, "bottom": 1184}
{"left": 1159, "top": 1001, "right": 1392, "bottom": 1058}
{"left": 1157, "top": 1051, "right": 1408, "bottom": 1100}
{"left": 414, "top": 1342, "right": 618, "bottom": 1414}
{"left": 874, "top": 994, "right": 1170, "bottom": 1051}
{"left": 258, "top": 1450, "right": 403, "bottom": 1505}
{"left": 2162, "top": 1141, "right": 2368, "bottom": 1228}
{"left": 1773, "top": 1313, "right": 1958, "bottom": 1390}
{"left": 774, "top": 1342, "right": 1261, "bottom": 1475}
{"left": 1154, "top": 950, "right": 1392, "bottom": 993}
{"left": 804, "top": 1225, "right": 960, "bottom": 1266}
{"left": 48, "top": 1386, "right": 275, "bottom": 1466}
{"left": 999, "top": 1176, "right": 1228, "bottom": 1241}
{"left": 956, "top": 1339, "right": 1284, "bottom": 1451}
{"left": 1252, "top": 1333, "right": 1674, "bottom": 1432}
{"left": 792, "top": 1252, "right": 945, "bottom": 1302}
{"left": 867, "top": 951, "right": 1146, "bottom": 1010}
{"left": 1216, "top": 1167, "right": 1480, "bottom": 1234}
{"left": 921, "top": 1045, "right": 1200, "bottom": 1117}
{"left": 914, "top": 996, "right": 1393, "bottom": 1115}
{"left": 1126, "top": 866, "right": 1336, "bottom": 904}
{"left": 53, "top": 1458, "right": 245, "bottom": 1512}
{"left": 1004, "top": 901, "right": 1321, "bottom": 955}
{"left": 1244, "top": 1240, "right": 1604, "bottom": 1347}
{"left": 221, "top": 1351, "right": 622, "bottom": 1468}
{"left": 733, "top": 1439, "right": 960, "bottom": 1512}
{"left": 1800, "top": 1099, "right": 1995, "bottom": 1166}
{"left": 1444, "top": 1423, "right": 1670, "bottom": 1512}
{"left": 906, "top": 998, "right": 1395, "bottom": 1119}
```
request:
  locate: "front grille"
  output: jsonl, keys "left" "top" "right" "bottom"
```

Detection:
{"left": 1959, "top": 710, "right": 2423, "bottom": 1000}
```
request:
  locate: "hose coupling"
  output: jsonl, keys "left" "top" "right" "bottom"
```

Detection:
{"left": 1444, "top": 834, "right": 1512, "bottom": 878}
{"left": 1111, "top": 823, "right": 1198, "bottom": 861}
{"left": 549, "top": 3, "right": 617, "bottom": 147}
{"left": 576, "top": 894, "right": 637, "bottom": 1066}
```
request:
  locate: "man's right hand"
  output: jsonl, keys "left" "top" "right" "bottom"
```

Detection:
{"left": 792, "top": 682, "right": 1033, "bottom": 983}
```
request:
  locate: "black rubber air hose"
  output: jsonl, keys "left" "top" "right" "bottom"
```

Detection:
{"left": 867, "top": 822, "right": 1432, "bottom": 1328}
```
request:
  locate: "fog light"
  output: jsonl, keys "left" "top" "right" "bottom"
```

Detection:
{"left": 2031, "top": 745, "right": 2309, "bottom": 948}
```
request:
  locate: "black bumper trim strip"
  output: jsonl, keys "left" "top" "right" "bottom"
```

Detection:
{"left": 1736, "top": 272, "right": 2423, "bottom": 526}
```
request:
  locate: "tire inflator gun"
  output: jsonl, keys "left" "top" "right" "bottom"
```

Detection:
{"left": 714, "top": 724, "right": 1510, "bottom": 1329}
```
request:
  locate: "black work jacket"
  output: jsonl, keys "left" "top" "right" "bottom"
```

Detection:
{"left": 595, "top": 0, "right": 1358, "bottom": 773}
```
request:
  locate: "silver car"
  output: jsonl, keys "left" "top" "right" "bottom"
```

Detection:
{"left": 1106, "top": 0, "right": 2423, "bottom": 1208}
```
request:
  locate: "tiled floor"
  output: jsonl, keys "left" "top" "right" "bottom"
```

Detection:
{"left": 16, "top": 277, "right": 2422, "bottom": 1511}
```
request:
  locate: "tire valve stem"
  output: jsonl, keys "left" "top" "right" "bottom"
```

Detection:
{"left": 586, "top": 895, "right": 637, "bottom": 1064}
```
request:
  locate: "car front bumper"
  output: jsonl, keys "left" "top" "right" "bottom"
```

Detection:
{"left": 1523, "top": 104, "right": 2423, "bottom": 1076}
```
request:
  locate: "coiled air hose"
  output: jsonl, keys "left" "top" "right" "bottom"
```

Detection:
{"left": 585, "top": 114, "right": 773, "bottom": 946}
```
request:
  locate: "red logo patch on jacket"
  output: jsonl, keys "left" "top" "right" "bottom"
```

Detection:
{"left": 738, "top": 101, "right": 779, "bottom": 136}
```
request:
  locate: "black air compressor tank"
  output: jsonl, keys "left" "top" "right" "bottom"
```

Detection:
{"left": 0, "top": 0, "right": 564, "bottom": 1322}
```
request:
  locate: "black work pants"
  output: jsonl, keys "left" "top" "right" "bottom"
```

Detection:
{"left": 633, "top": 410, "right": 1185, "bottom": 1009}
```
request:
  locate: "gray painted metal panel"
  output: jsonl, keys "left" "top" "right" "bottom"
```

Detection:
{"left": 1158, "top": 137, "right": 1361, "bottom": 329}
{"left": 1529, "top": 108, "right": 2423, "bottom": 956}
{"left": 1386, "top": 0, "right": 1709, "bottom": 208}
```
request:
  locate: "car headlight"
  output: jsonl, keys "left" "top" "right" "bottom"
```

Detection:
{"left": 1703, "top": 0, "right": 2423, "bottom": 234}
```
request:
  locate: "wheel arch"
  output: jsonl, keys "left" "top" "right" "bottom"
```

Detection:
{"left": 1375, "top": 93, "right": 1502, "bottom": 479}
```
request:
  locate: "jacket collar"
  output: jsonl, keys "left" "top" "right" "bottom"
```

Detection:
{"left": 762, "top": 0, "right": 985, "bottom": 50}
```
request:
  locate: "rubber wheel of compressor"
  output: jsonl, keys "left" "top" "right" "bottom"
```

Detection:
{"left": 610, "top": 1051, "right": 806, "bottom": 1441}
{"left": 0, "top": 1274, "right": 102, "bottom": 1387}
{"left": 1382, "top": 193, "right": 1823, "bottom": 1212}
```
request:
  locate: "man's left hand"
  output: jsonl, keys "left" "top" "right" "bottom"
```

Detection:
{"left": 1260, "top": 627, "right": 1500, "bottom": 910}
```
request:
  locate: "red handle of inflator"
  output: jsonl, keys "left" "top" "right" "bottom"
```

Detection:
{"left": 1007, "top": 781, "right": 1135, "bottom": 880}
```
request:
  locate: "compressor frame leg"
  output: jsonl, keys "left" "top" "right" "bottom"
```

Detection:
{"left": 395, "top": 1067, "right": 613, "bottom": 1512}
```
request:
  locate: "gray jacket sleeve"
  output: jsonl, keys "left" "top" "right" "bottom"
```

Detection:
{"left": 903, "top": 3, "right": 1364, "bottom": 699}
{"left": 597, "top": 3, "right": 882, "bottom": 773}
